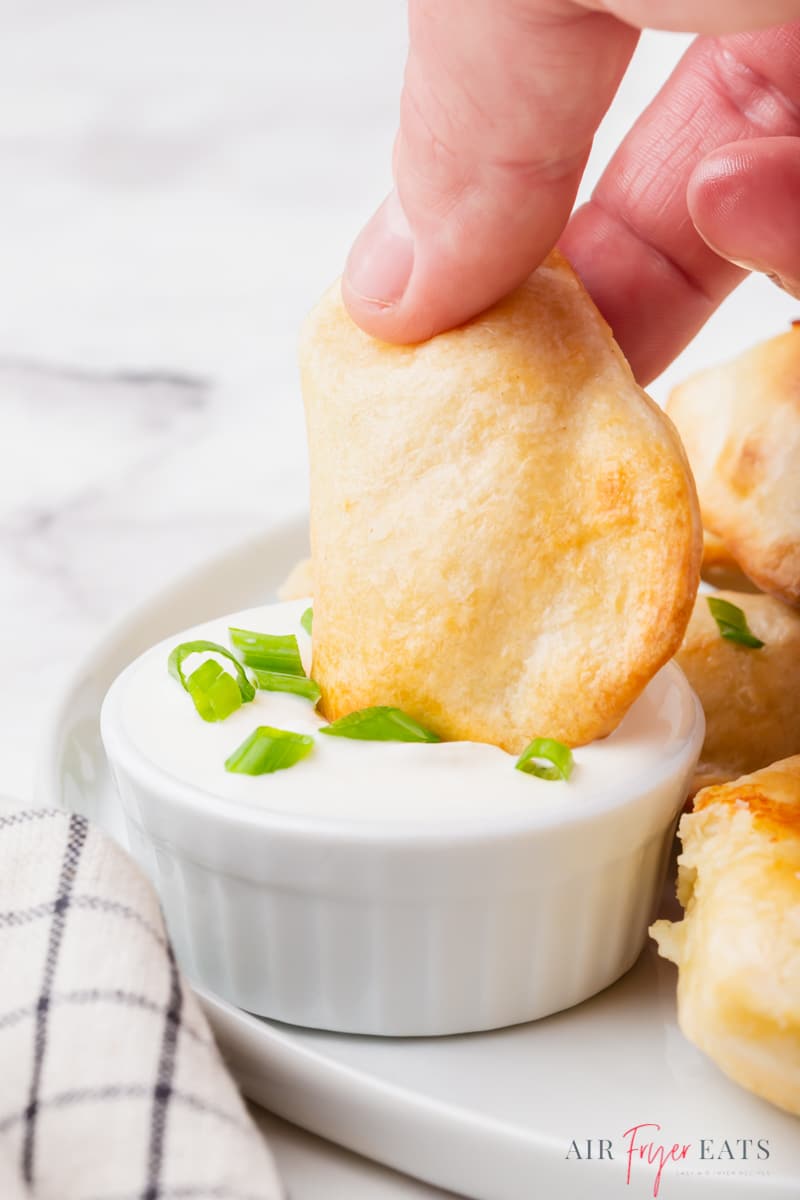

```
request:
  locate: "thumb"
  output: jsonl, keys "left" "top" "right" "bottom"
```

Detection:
{"left": 343, "top": 0, "right": 638, "bottom": 343}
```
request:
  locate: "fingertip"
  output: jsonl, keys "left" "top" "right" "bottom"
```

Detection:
{"left": 342, "top": 188, "right": 565, "bottom": 346}
{"left": 687, "top": 138, "right": 800, "bottom": 292}
{"left": 342, "top": 191, "right": 416, "bottom": 338}
{"left": 686, "top": 145, "right": 752, "bottom": 235}
{"left": 342, "top": 189, "right": 468, "bottom": 344}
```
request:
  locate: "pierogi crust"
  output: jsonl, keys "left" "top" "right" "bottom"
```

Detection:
{"left": 668, "top": 326, "right": 800, "bottom": 607}
{"left": 300, "top": 252, "right": 701, "bottom": 751}
{"left": 701, "top": 529, "right": 761, "bottom": 594}
{"left": 651, "top": 757, "right": 800, "bottom": 1118}
{"left": 675, "top": 589, "right": 800, "bottom": 794}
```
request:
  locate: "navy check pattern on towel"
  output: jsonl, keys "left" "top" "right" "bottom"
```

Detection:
{"left": 0, "top": 809, "right": 283, "bottom": 1200}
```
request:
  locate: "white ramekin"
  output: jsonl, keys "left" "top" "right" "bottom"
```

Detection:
{"left": 100, "top": 661, "right": 703, "bottom": 1037}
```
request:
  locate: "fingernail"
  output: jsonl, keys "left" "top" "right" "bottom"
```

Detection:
{"left": 345, "top": 190, "right": 414, "bottom": 308}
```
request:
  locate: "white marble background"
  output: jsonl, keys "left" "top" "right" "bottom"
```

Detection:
{"left": 1, "top": 0, "right": 402, "bottom": 798}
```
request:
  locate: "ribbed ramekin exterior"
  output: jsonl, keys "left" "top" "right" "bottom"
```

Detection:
{"left": 116, "top": 773, "right": 680, "bottom": 1036}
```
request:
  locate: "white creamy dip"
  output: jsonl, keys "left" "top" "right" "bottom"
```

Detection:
{"left": 118, "top": 599, "right": 697, "bottom": 825}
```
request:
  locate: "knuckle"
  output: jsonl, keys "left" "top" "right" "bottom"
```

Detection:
{"left": 706, "top": 40, "right": 800, "bottom": 135}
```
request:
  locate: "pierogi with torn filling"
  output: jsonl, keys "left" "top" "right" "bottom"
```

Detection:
{"left": 651, "top": 757, "right": 800, "bottom": 1118}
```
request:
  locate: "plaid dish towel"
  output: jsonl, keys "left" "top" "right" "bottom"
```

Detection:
{"left": 0, "top": 808, "right": 284, "bottom": 1200}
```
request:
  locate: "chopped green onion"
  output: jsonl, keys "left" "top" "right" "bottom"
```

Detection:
{"left": 224, "top": 726, "right": 314, "bottom": 775}
{"left": 186, "top": 659, "right": 223, "bottom": 691}
{"left": 707, "top": 597, "right": 764, "bottom": 649}
{"left": 168, "top": 640, "right": 255, "bottom": 718}
{"left": 229, "top": 627, "right": 305, "bottom": 675}
{"left": 251, "top": 669, "right": 321, "bottom": 705}
{"left": 300, "top": 607, "right": 313, "bottom": 636}
{"left": 227, "top": 625, "right": 320, "bottom": 705}
{"left": 320, "top": 706, "right": 440, "bottom": 743}
{"left": 186, "top": 660, "right": 243, "bottom": 722}
{"left": 515, "top": 737, "right": 574, "bottom": 781}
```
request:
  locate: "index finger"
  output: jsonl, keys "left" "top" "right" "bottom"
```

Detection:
{"left": 560, "top": 23, "right": 800, "bottom": 383}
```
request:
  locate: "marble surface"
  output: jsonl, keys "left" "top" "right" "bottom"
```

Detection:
{"left": 2, "top": 5, "right": 797, "bottom": 1195}
{"left": 1, "top": 0, "right": 406, "bottom": 800}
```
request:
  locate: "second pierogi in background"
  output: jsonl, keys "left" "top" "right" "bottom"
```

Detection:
{"left": 668, "top": 325, "right": 800, "bottom": 608}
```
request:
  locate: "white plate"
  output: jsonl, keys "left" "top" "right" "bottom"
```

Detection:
{"left": 40, "top": 516, "right": 800, "bottom": 1200}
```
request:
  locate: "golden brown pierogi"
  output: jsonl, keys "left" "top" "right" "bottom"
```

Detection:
{"left": 300, "top": 251, "right": 701, "bottom": 751}
{"left": 668, "top": 326, "right": 800, "bottom": 607}
{"left": 651, "top": 757, "right": 800, "bottom": 1118}
{"left": 675, "top": 589, "right": 800, "bottom": 793}
{"left": 701, "top": 529, "right": 761, "bottom": 594}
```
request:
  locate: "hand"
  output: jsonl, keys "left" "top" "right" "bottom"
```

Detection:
{"left": 342, "top": 1, "right": 800, "bottom": 383}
